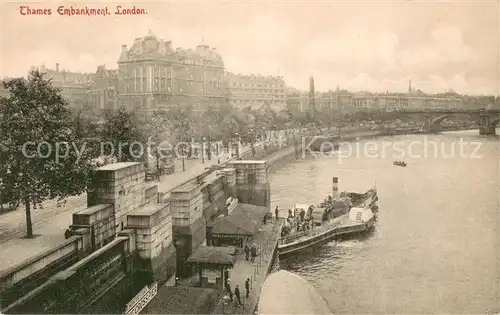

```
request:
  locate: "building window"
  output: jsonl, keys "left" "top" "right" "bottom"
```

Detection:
{"left": 247, "top": 173, "right": 256, "bottom": 184}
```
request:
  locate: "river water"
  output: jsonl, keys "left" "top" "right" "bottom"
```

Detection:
{"left": 271, "top": 130, "right": 499, "bottom": 314}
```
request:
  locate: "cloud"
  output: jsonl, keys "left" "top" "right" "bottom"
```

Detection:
{"left": 0, "top": 1, "right": 498, "bottom": 95}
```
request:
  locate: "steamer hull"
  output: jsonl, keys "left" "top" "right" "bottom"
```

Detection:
{"left": 278, "top": 186, "right": 378, "bottom": 257}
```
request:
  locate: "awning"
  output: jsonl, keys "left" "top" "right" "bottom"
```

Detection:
{"left": 211, "top": 203, "right": 268, "bottom": 236}
{"left": 187, "top": 246, "right": 237, "bottom": 266}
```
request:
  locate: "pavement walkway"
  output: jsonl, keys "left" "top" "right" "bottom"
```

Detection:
{"left": 212, "top": 219, "right": 282, "bottom": 314}
{"left": 0, "top": 146, "right": 252, "bottom": 273}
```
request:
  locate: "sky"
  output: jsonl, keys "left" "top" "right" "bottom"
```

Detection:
{"left": 1, "top": 1, "right": 499, "bottom": 95}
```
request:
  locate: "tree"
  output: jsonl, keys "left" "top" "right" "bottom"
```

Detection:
{"left": 145, "top": 108, "right": 179, "bottom": 177}
{"left": 72, "top": 109, "right": 102, "bottom": 158}
{"left": 0, "top": 71, "right": 95, "bottom": 238}
{"left": 101, "top": 106, "right": 146, "bottom": 162}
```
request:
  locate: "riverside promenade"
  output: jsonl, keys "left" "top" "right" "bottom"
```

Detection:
{"left": 0, "top": 147, "right": 253, "bottom": 272}
{"left": 212, "top": 218, "right": 283, "bottom": 315}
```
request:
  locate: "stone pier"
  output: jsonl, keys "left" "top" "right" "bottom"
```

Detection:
{"left": 171, "top": 171, "right": 229, "bottom": 278}
{"left": 227, "top": 161, "right": 271, "bottom": 209}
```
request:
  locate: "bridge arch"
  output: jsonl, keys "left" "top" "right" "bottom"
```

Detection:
{"left": 429, "top": 113, "right": 480, "bottom": 126}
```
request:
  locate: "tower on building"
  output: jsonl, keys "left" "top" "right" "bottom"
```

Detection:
{"left": 408, "top": 80, "right": 412, "bottom": 94}
{"left": 309, "top": 76, "right": 315, "bottom": 118}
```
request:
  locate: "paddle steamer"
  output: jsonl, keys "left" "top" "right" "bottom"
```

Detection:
{"left": 278, "top": 177, "right": 378, "bottom": 257}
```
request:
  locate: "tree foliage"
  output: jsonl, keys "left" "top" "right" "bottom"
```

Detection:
{"left": 101, "top": 106, "right": 146, "bottom": 162}
{"left": 0, "top": 71, "right": 95, "bottom": 237}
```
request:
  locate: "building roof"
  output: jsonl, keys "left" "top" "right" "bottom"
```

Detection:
{"left": 211, "top": 203, "right": 268, "bottom": 236}
{"left": 120, "top": 31, "right": 223, "bottom": 66}
{"left": 225, "top": 72, "right": 285, "bottom": 83}
{"left": 141, "top": 286, "right": 220, "bottom": 314}
{"left": 187, "top": 246, "right": 237, "bottom": 265}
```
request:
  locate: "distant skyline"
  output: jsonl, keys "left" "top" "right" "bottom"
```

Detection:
{"left": 1, "top": 1, "right": 498, "bottom": 95}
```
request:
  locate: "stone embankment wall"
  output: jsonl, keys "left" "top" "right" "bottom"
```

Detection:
{"left": 0, "top": 129, "right": 388, "bottom": 314}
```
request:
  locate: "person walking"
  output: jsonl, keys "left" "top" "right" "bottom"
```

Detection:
{"left": 244, "top": 243, "right": 250, "bottom": 261}
{"left": 234, "top": 285, "right": 242, "bottom": 306}
{"left": 275, "top": 206, "right": 279, "bottom": 220}
{"left": 245, "top": 278, "right": 250, "bottom": 298}
{"left": 250, "top": 244, "right": 257, "bottom": 263}
{"left": 225, "top": 279, "right": 233, "bottom": 301}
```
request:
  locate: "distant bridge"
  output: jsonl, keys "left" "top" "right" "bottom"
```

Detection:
{"left": 392, "top": 108, "right": 500, "bottom": 135}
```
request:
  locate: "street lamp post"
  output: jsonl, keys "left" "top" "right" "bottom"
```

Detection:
{"left": 201, "top": 136, "right": 205, "bottom": 164}
{"left": 207, "top": 135, "right": 212, "bottom": 161}
{"left": 234, "top": 132, "right": 239, "bottom": 159}
{"left": 249, "top": 129, "right": 255, "bottom": 158}
{"left": 216, "top": 136, "right": 219, "bottom": 158}
{"left": 180, "top": 142, "right": 186, "bottom": 172}
{"left": 155, "top": 148, "right": 161, "bottom": 182}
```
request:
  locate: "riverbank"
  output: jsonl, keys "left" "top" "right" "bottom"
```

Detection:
{"left": 339, "top": 130, "right": 384, "bottom": 140}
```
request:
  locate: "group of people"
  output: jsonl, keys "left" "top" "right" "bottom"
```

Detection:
{"left": 244, "top": 243, "right": 259, "bottom": 262}
{"left": 279, "top": 206, "right": 317, "bottom": 238}
{"left": 224, "top": 278, "right": 251, "bottom": 307}
{"left": 289, "top": 206, "right": 315, "bottom": 231}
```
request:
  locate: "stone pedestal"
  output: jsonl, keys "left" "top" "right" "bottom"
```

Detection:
{"left": 219, "top": 168, "right": 236, "bottom": 199}
{"left": 227, "top": 161, "right": 271, "bottom": 209}
{"left": 87, "top": 162, "right": 146, "bottom": 234}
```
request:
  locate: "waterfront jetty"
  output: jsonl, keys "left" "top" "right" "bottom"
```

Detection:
{"left": 210, "top": 218, "right": 282, "bottom": 314}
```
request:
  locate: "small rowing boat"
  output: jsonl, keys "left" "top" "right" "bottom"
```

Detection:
{"left": 393, "top": 161, "right": 407, "bottom": 167}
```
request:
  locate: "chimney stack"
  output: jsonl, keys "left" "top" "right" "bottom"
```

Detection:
{"left": 332, "top": 177, "right": 339, "bottom": 199}
{"left": 56, "top": 63, "right": 60, "bottom": 72}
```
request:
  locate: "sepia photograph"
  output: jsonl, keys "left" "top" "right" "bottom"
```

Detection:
{"left": 0, "top": 1, "right": 498, "bottom": 314}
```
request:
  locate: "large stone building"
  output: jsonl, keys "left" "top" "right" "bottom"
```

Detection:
{"left": 31, "top": 64, "right": 92, "bottom": 110}
{"left": 117, "top": 30, "right": 226, "bottom": 117}
{"left": 87, "top": 65, "right": 118, "bottom": 113}
{"left": 26, "top": 64, "right": 119, "bottom": 115}
{"left": 297, "top": 83, "right": 469, "bottom": 113}
{"left": 224, "top": 72, "right": 287, "bottom": 111}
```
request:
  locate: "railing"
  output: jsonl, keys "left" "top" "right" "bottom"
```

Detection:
{"left": 0, "top": 236, "right": 81, "bottom": 292}
{"left": 123, "top": 282, "right": 158, "bottom": 315}
{"left": 280, "top": 230, "right": 309, "bottom": 244}
{"left": 279, "top": 220, "right": 342, "bottom": 245}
